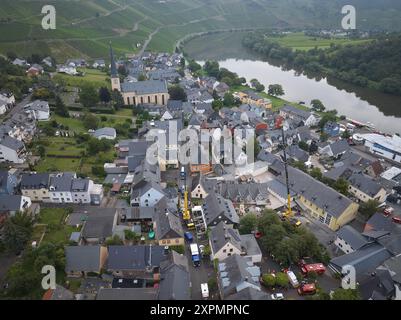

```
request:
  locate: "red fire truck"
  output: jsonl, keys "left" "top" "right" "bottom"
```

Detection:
{"left": 299, "top": 259, "right": 326, "bottom": 275}
{"left": 297, "top": 283, "right": 316, "bottom": 295}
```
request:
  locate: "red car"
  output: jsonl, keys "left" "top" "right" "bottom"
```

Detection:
{"left": 392, "top": 216, "right": 401, "bottom": 224}
{"left": 254, "top": 231, "right": 263, "bottom": 239}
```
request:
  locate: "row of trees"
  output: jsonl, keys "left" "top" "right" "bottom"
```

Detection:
{"left": 242, "top": 32, "right": 401, "bottom": 96}
{"left": 79, "top": 85, "right": 124, "bottom": 109}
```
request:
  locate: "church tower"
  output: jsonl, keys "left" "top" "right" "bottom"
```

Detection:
{"left": 110, "top": 43, "right": 121, "bottom": 92}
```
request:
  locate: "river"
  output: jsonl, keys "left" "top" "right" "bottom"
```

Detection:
{"left": 184, "top": 32, "right": 401, "bottom": 134}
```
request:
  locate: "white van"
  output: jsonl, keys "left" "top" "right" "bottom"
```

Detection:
{"left": 287, "top": 270, "right": 299, "bottom": 288}
{"left": 201, "top": 283, "right": 209, "bottom": 298}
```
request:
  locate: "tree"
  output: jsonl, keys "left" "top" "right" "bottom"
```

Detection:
{"left": 2, "top": 212, "right": 33, "bottom": 254}
{"left": 137, "top": 73, "right": 146, "bottom": 81}
{"left": 111, "top": 90, "right": 124, "bottom": 109}
{"left": 105, "top": 235, "right": 123, "bottom": 246}
{"left": 298, "top": 141, "right": 309, "bottom": 152}
{"left": 188, "top": 60, "right": 201, "bottom": 73}
{"left": 6, "top": 51, "right": 17, "bottom": 61}
{"left": 255, "top": 83, "right": 265, "bottom": 92}
{"left": 82, "top": 112, "right": 99, "bottom": 130}
{"left": 359, "top": 199, "right": 380, "bottom": 219}
{"left": 223, "top": 92, "right": 235, "bottom": 106}
{"left": 275, "top": 272, "right": 289, "bottom": 288}
{"left": 99, "top": 87, "right": 111, "bottom": 103}
{"left": 203, "top": 60, "right": 220, "bottom": 77}
{"left": 212, "top": 99, "right": 223, "bottom": 111}
{"left": 319, "top": 111, "right": 337, "bottom": 128}
{"left": 79, "top": 85, "right": 99, "bottom": 108}
{"left": 268, "top": 84, "right": 284, "bottom": 96}
{"left": 310, "top": 167, "right": 323, "bottom": 181}
{"left": 311, "top": 99, "right": 325, "bottom": 112}
{"left": 239, "top": 213, "right": 258, "bottom": 234}
{"left": 117, "top": 65, "right": 128, "bottom": 78}
{"left": 333, "top": 178, "right": 349, "bottom": 196}
{"left": 262, "top": 274, "right": 276, "bottom": 287}
{"left": 54, "top": 95, "right": 69, "bottom": 117}
{"left": 124, "top": 230, "right": 140, "bottom": 243}
{"left": 37, "top": 145, "right": 46, "bottom": 157}
{"left": 331, "top": 288, "right": 361, "bottom": 300}
{"left": 168, "top": 85, "right": 187, "bottom": 101}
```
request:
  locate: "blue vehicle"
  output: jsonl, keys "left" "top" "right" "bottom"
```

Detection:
{"left": 184, "top": 232, "right": 193, "bottom": 242}
{"left": 180, "top": 166, "right": 186, "bottom": 180}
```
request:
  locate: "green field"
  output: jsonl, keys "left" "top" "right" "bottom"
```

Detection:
{"left": 272, "top": 33, "right": 371, "bottom": 51}
{"left": 1, "top": 0, "right": 400, "bottom": 61}
{"left": 53, "top": 68, "right": 110, "bottom": 88}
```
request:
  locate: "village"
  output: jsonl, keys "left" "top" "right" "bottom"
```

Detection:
{"left": 0, "top": 45, "right": 401, "bottom": 301}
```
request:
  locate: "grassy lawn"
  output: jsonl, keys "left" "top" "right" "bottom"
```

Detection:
{"left": 53, "top": 68, "right": 110, "bottom": 89}
{"left": 272, "top": 32, "right": 371, "bottom": 51}
{"left": 37, "top": 208, "right": 79, "bottom": 245}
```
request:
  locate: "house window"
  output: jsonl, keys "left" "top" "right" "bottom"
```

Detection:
{"left": 229, "top": 248, "right": 233, "bottom": 252}
{"left": 223, "top": 249, "right": 226, "bottom": 253}
{"left": 127, "top": 96, "right": 131, "bottom": 105}
{"left": 148, "top": 96, "right": 151, "bottom": 103}
{"left": 155, "top": 95, "right": 158, "bottom": 104}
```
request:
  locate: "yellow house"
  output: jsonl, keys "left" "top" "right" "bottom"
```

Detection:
{"left": 154, "top": 209, "right": 184, "bottom": 247}
{"left": 282, "top": 166, "right": 359, "bottom": 231}
{"left": 20, "top": 173, "right": 51, "bottom": 202}
{"left": 347, "top": 172, "right": 387, "bottom": 203}
{"left": 236, "top": 91, "right": 272, "bottom": 109}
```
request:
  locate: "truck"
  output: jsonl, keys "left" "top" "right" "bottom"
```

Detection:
{"left": 297, "top": 283, "right": 316, "bottom": 295}
{"left": 299, "top": 259, "right": 326, "bottom": 275}
{"left": 287, "top": 270, "right": 299, "bottom": 288}
{"left": 190, "top": 243, "right": 201, "bottom": 267}
{"left": 383, "top": 206, "right": 394, "bottom": 217}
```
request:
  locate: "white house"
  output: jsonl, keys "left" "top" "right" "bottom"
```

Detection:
{"left": 334, "top": 225, "right": 369, "bottom": 254}
{"left": 130, "top": 181, "right": 165, "bottom": 207}
{"left": 24, "top": 100, "right": 50, "bottom": 121}
{"left": 49, "top": 173, "right": 75, "bottom": 203}
{"left": 0, "top": 136, "right": 26, "bottom": 163}
{"left": 71, "top": 178, "right": 94, "bottom": 204}
{"left": 279, "top": 105, "right": 319, "bottom": 127}
{"left": 0, "top": 99, "right": 7, "bottom": 115}
{"left": 209, "top": 222, "right": 242, "bottom": 261}
{"left": 0, "top": 195, "right": 32, "bottom": 216}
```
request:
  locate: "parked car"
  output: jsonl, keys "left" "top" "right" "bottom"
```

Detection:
{"left": 271, "top": 293, "right": 284, "bottom": 300}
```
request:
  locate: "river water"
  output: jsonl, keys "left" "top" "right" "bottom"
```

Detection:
{"left": 185, "top": 34, "right": 401, "bottom": 134}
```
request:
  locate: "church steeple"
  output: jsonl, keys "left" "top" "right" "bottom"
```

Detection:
{"left": 109, "top": 42, "right": 121, "bottom": 92}
{"left": 109, "top": 42, "right": 117, "bottom": 78}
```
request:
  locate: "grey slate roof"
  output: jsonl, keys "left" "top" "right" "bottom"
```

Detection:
{"left": 20, "top": 173, "right": 50, "bottom": 189}
{"left": 0, "top": 135, "right": 24, "bottom": 151}
{"left": 383, "top": 255, "right": 401, "bottom": 284}
{"left": 348, "top": 172, "right": 383, "bottom": 197}
{"left": 202, "top": 193, "right": 240, "bottom": 226}
{"left": 65, "top": 245, "right": 103, "bottom": 272}
{"left": 81, "top": 209, "right": 116, "bottom": 240}
{"left": 154, "top": 198, "right": 183, "bottom": 240}
{"left": 93, "top": 127, "right": 116, "bottom": 138}
{"left": 227, "top": 287, "right": 270, "bottom": 300}
{"left": 210, "top": 222, "right": 242, "bottom": 254}
{"left": 281, "top": 105, "right": 312, "bottom": 121}
{"left": 329, "top": 139, "right": 350, "bottom": 156}
{"left": 278, "top": 165, "right": 354, "bottom": 219}
{"left": 107, "top": 245, "right": 167, "bottom": 271}
{"left": 336, "top": 225, "right": 369, "bottom": 250}
{"left": 329, "top": 244, "right": 392, "bottom": 280}
{"left": 285, "top": 144, "right": 309, "bottom": 162}
{"left": 159, "top": 263, "right": 191, "bottom": 300}
{"left": 71, "top": 178, "right": 90, "bottom": 192}
{"left": 240, "top": 234, "right": 262, "bottom": 258}
{"left": 0, "top": 195, "right": 26, "bottom": 211}
{"left": 121, "top": 80, "right": 168, "bottom": 94}
{"left": 218, "top": 254, "right": 261, "bottom": 299}
{"left": 49, "top": 173, "right": 74, "bottom": 191}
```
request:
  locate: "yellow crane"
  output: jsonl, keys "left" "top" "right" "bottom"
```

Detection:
{"left": 183, "top": 187, "right": 191, "bottom": 221}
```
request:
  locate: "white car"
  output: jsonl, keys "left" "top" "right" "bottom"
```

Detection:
{"left": 271, "top": 293, "right": 284, "bottom": 300}
{"left": 199, "top": 245, "right": 205, "bottom": 254}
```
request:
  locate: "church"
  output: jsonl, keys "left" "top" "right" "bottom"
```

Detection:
{"left": 110, "top": 45, "right": 169, "bottom": 106}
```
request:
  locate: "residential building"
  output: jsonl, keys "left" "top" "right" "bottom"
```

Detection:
{"left": 71, "top": 178, "right": 93, "bottom": 204}
{"left": 279, "top": 105, "right": 318, "bottom": 127}
{"left": 277, "top": 165, "right": 359, "bottom": 231}
{"left": 107, "top": 245, "right": 167, "bottom": 278}
{"left": 49, "top": 172, "right": 75, "bottom": 203}
{"left": 130, "top": 180, "right": 165, "bottom": 207}
{"left": 153, "top": 202, "right": 184, "bottom": 247}
{"left": 209, "top": 221, "right": 242, "bottom": 261}
{"left": 20, "top": 173, "right": 51, "bottom": 202}
{"left": 65, "top": 245, "right": 108, "bottom": 277}
{"left": 323, "top": 121, "right": 341, "bottom": 137}
{"left": 0, "top": 170, "right": 18, "bottom": 195}
{"left": 319, "top": 139, "right": 350, "bottom": 158}
{"left": 217, "top": 254, "right": 261, "bottom": 300}
{"left": 201, "top": 193, "right": 240, "bottom": 228}
{"left": 0, "top": 135, "right": 26, "bottom": 163}
{"left": 81, "top": 208, "right": 117, "bottom": 244}
{"left": 23, "top": 100, "right": 50, "bottom": 121}
{"left": 0, "top": 195, "right": 32, "bottom": 216}
{"left": 335, "top": 225, "right": 370, "bottom": 254}
{"left": 347, "top": 172, "right": 387, "bottom": 203}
